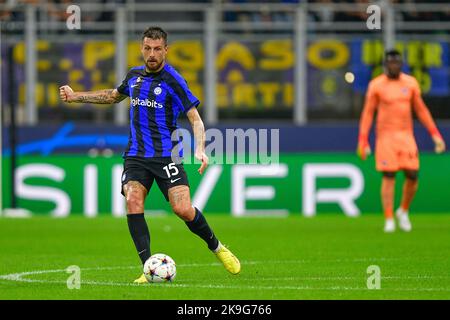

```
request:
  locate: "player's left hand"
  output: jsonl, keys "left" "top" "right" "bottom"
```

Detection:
{"left": 432, "top": 135, "right": 446, "bottom": 154}
{"left": 195, "top": 150, "right": 208, "bottom": 175}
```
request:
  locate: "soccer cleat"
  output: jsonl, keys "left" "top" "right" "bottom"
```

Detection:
{"left": 133, "top": 273, "right": 148, "bottom": 284}
{"left": 384, "top": 218, "right": 395, "bottom": 233}
{"left": 396, "top": 208, "right": 412, "bottom": 232}
{"left": 214, "top": 244, "right": 241, "bottom": 275}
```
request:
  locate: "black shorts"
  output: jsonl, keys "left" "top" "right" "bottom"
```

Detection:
{"left": 121, "top": 157, "right": 189, "bottom": 201}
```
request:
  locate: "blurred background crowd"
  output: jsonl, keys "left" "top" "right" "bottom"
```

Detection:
{"left": 1, "top": 0, "right": 449, "bottom": 125}
{"left": 1, "top": 1, "right": 449, "bottom": 31}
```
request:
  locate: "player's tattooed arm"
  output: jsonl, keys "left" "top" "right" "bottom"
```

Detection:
{"left": 59, "top": 85, "right": 127, "bottom": 104}
{"left": 186, "top": 108, "right": 208, "bottom": 175}
{"left": 187, "top": 108, "right": 206, "bottom": 151}
{"left": 75, "top": 89, "right": 126, "bottom": 104}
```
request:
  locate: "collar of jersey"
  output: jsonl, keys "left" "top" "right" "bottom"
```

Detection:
{"left": 143, "top": 63, "right": 167, "bottom": 77}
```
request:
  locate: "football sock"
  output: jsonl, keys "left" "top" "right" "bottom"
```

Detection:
{"left": 400, "top": 178, "right": 418, "bottom": 211}
{"left": 185, "top": 207, "right": 219, "bottom": 251}
{"left": 127, "top": 213, "right": 151, "bottom": 265}
{"left": 381, "top": 176, "right": 395, "bottom": 219}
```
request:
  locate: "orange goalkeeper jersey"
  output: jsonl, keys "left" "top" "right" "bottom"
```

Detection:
{"left": 359, "top": 73, "right": 440, "bottom": 140}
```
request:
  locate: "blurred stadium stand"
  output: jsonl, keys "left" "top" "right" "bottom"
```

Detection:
{"left": 1, "top": 0, "right": 450, "bottom": 148}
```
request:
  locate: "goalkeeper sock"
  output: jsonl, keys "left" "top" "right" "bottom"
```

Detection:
{"left": 185, "top": 207, "right": 219, "bottom": 251}
{"left": 400, "top": 178, "right": 418, "bottom": 211}
{"left": 127, "top": 213, "right": 151, "bottom": 265}
{"left": 381, "top": 176, "right": 395, "bottom": 219}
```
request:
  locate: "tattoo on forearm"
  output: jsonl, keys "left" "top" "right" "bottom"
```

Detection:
{"left": 76, "top": 89, "right": 121, "bottom": 104}
{"left": 187, "top": 110, "right": 206, "bottom": 152}
{"left": 193, "top": 119, "right": 205, "bottom": 151}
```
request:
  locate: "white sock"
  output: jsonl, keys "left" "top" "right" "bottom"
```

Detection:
{"left": 212, "top": 242, "right": 222, "bottom": 253}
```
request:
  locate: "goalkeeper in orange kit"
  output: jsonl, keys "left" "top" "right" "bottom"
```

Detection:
{"left": 357, "top": 50, "right": 446, "bottom": 232}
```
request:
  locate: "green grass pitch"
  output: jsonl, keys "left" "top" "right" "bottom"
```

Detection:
{"left": 1, "top": 214, "right": 449, "bottom": 300}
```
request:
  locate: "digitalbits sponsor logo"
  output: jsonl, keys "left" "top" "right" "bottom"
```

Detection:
{"left": 131, "top": 98, "right": 163, "bottom": 108}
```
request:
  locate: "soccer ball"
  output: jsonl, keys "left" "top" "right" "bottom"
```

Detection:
{"left": 143, "top": 253, "right": 176, "bottom": 283}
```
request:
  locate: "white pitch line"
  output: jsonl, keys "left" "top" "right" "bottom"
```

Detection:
{"left": 1, "top": 259, "right": 449, "bottom": 293}
{"left": 226, "top": 275, "right": 450, "bottom": 281}
{"left": 1, "top": 275, "right": 449, "bottom": 293}
{"left": 0, "top": 257, "right": 396, "bottom": 282}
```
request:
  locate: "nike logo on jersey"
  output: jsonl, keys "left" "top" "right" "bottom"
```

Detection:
{"left": 170, "top": 178, "right": 181, "bottom": 183}
{"left": 131, "top": 77, "right": 144, "bottom": 88}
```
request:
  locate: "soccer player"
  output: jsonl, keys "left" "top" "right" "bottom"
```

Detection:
{"left": 357, "top": 49, "right": 446, "bottom": 233}
{"left": 59, "top": 26, "right": 240, "bottom": 282}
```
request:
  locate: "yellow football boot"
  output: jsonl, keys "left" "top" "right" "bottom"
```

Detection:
{"left": 214, "top": 244, "right": 241, "bottom": 275}
{"left": 133, "top": 273, "right": 148, "bottom": 284}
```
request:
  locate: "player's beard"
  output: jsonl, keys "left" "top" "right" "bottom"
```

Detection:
{"left": 146, "top": 59, "right": 164, "bottom": 72}
{"left": 385, "top": 63, "right": 402, "bottom": 79}
{"left": 387, "top": 70, "right": 400, "bottom": 79}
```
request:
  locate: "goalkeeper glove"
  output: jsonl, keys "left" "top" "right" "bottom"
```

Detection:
{"left": 357, "top": 135, "right": 371, "bottom": 160}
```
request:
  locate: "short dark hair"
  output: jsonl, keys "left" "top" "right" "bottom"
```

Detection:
{"left": 384, "top": 49, "right": 402, "bottom": 61}
{"left": 142, "top": 26, "right": 168, "bottom": 45}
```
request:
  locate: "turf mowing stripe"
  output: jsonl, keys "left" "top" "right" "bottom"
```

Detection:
{"left": 1, "top": 260, "right": 449, "bottom": 293}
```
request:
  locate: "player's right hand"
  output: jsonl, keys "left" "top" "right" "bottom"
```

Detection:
{"left": 357, "top": 140, "right": 371, "bottom": 160}
{"left": 432, "top": 135, "right": 446, "bottom": 154}
{"left": 59, "top": 85, "right": 75, "bottom": 102}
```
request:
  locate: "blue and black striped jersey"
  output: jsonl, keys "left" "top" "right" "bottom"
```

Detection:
{"left": 117, "top": 63, "right": 200, "bottom": 158}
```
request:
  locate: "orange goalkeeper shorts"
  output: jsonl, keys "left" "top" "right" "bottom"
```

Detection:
{"left": 375, "top": 132, "right": 419, "bottom": 172}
